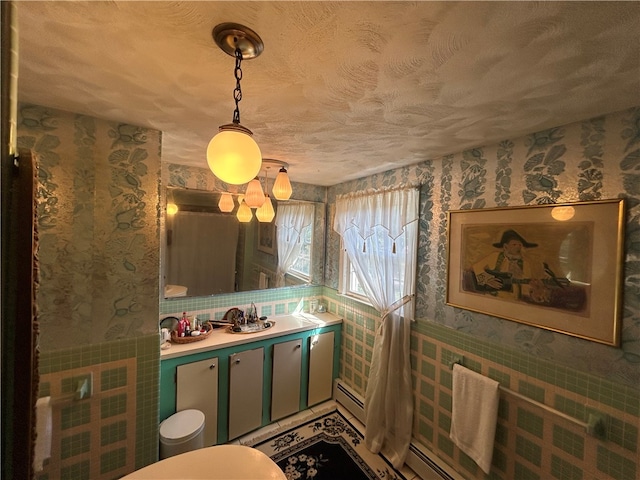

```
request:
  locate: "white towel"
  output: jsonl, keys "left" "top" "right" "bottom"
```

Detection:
{"left": 34, "top": 396, "right": 52, "bottom": 472}
{"left": 449, "top": 364, "right": 499, "bottom": 474}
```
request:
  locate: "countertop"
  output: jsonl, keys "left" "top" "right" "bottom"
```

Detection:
{"left": 160, "top": 312, "right": 342, "bottom": 360}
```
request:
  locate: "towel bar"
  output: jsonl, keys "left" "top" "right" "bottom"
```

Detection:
{"left": 449, "top": 356, "right": 606, "bottom": 439}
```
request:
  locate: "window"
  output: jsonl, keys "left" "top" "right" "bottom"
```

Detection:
{"left": 334, "top": 187, "right": 419, "bottom": 315}
{"left": 289, "top": 222, "right": 313, "bottom": 280}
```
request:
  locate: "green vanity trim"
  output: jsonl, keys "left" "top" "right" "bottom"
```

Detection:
{"left": 160, "top": 322, "right": 341, "bottom": 444}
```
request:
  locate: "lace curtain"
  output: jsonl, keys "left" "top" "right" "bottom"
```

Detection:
{"left": 333, "top": 186, "right": 419, "bottom": 468}
{"left": 274, "top": 202, "right": 314, "bottom": 287}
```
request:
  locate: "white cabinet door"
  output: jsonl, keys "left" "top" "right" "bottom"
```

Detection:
{"left": 176, "top": 357, "right": 219, "bottom": 446}
{"left": 271, "top": 339, "right": 302, "bottom": 421}
{"left": 228, "top": 347, "right": 264, "bottom": 440}
{"left": 308, "top": 331, "right": 335, "bottom": 406}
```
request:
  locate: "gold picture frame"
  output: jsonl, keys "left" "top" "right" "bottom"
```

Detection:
{"left": 446, "top": 199, "right": 625, "bottom": 346}
{"left": 258, "top": 221, "right": 276, "bottom": 255}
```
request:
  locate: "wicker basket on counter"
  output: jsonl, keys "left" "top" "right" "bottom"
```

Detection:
{"left": 170, "top": 322, "right": 214, "bottom": 344}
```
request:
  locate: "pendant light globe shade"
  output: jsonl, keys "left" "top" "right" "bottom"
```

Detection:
{"left": 256, "top": 194, "right": 275, "bottom": 222}
{"left": 244, "top": 178, "right": 265, "bottom": 208}
{"left": 207, "top": 124, "right": 262, "bottom": 185}
{"left": 272, "top": 167, "right": 292, "bottom": 200}
{"left": 218, "top": 192, "right": 234, "bottom": 212}
{"left": 236, "top": 200, "right": 253, "bottom": 222}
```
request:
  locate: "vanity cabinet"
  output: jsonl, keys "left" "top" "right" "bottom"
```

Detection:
{"left": 159, "top": 314, "right": 341, "bottom": 445}
{"left": 228, "top": 348, "right": 264, "bottom": 440}
{"left": 271, "top": 339, "right": 302, "bottom": 421}
{"left": 308, "top": 331, "right": 335, "bottom": 407}
{"left": 176, "top": 357, "right": 219, "bottom": 446}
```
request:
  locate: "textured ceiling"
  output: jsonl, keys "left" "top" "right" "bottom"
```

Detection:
{"left": 15, "top": 1, "right": 640, "bottom": 186}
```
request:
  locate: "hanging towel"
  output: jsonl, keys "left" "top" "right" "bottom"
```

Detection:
{"left": 34, "top": 396, "right": 52, "bottom": 472}
{"left": 449, "top": 364, "right": 500, "bottom": 474}
{"left": 259, "top": 272, "right": 268, "bottom": 289}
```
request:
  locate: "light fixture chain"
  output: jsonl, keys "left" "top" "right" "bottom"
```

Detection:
{"left": 232, "top": 47, "right": 243, "bottom": 124}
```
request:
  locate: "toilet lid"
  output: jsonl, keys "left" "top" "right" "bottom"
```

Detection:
{"left": 160, "top": 409, "right": 205, "bottom": 441}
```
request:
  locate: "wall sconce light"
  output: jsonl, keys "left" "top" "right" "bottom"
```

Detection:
{"left": 206, "top": 23, "right": 264, "bottom": 185}
{"left": 218, "top": 192, "right": 235, "bottom": 212}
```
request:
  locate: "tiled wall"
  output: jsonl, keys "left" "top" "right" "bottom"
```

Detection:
{"left": 327, "top": 288, "right": 639, "bottom": 480}
{"left": 18, "top": 104, "right": 161, "bottom": 477}
{"left": 35, "top": 336, "right": 158, "bottom": 479}
{"left": 325, "top": 107, "right": 640, "bottom": 480}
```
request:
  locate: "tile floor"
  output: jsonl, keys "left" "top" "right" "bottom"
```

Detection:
{"left": 230, "top": 400, "right": 421, "bottom": 480}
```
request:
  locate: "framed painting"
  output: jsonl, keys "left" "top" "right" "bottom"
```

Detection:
{"left": 446, "top": 199, "right": 625, "bottom": 346}
{"left": 258, "top": 221, "right": 276, "bottom": 255}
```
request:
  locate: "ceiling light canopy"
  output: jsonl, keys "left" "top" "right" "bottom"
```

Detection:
{"left": 206, "top": 23, "right": 264, "bottom": 185}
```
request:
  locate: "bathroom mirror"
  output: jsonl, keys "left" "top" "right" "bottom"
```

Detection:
{"left": 163, "top": 187, "right": 325, "bottom": 298}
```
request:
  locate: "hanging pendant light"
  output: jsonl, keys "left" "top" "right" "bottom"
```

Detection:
{"left": 272, "top": 166, "right": 292, "bottom": 200}
{"left": 207, "top": 23, "right": 264, "bottom": 185}
{"left": 244, "top": 178, "right": 265, "bottom": 208}
{"left": 256, "top": 194, "right": 275, "bottom": 222}
{"left": 218, "top": 192, "right": 235, "bottom": 212}
{"left": 236, "top": 199, "right": 253, "bottom": 222}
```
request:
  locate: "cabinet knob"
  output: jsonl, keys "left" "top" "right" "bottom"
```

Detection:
{"left": 295, "top": 344, "right": 301, "bottom": 349}
{"left": 209, "top": 364, "right": 216, "bottom": 370}
{"left": 235, "top": 358, "right": 241, "bottom": 364}
{"left": 312, "top": 341, "right": 318, "bottom": 346}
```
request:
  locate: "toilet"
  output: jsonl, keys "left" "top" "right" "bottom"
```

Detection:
{"left": 159, "top": 409, "right": 205, "bottom": 459}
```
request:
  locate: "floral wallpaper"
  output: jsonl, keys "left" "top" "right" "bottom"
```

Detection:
{"left": 326, "top": 106, "right": 640, "bottom": 388}
{"left": 17, "top": 104, "right": 161, "bottom": 350}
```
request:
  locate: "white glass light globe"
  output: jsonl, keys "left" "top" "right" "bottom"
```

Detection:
{"left": 207, "top": 126, "right": 262, "bottom": 185}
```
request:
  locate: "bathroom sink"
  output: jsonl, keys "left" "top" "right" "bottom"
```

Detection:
{"left": 227, "top": 321, "right": 275, "bottom": 334}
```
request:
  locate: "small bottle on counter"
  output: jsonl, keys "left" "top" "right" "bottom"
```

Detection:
{"left": 182, "top": 312, "right": 191, "bottom": 337}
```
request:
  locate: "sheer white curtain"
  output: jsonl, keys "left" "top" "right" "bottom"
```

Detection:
{"left": 274, "top": 202, "right": 314, "bottom": 287}
{"left": 333, "top": 187, "right": 419, "bottom": 468}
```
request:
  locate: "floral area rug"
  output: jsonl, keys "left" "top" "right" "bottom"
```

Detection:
{"left": 252, "top": 410, "right": 406, "bottom": 480}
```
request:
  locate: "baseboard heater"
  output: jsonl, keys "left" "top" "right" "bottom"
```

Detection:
{"left": 333, "top": 380, "right": 462, "bottom": 480}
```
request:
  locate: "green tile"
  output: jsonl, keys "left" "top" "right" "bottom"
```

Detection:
{"left": 516, "top": 434, "right": 542, "bottom": 467}
{"left": 101, "top": 367, "right": 127, "bottom": 391}
{"left": 100, "top": 447, "right": 127, "bottom": 474}
{"left": 597, "top": 445, "right": 637, "bottom": 479}
{"left": 345, "top": 323, "right": 353, "bottom": 335}
{"left": 419, "top": 400, "right": 434, "bottom": 421}
{"left": 61, "top": 431, "right": 90, "bottom": 459}
{"left": 552, "top": 425, "right": 584, "bottom": 460}
{"left": 61, "top": 461, "right": 90, "bottom": 480}
{"left": 459, "top": 450, "right": 479, "bottom": 475}
{"left": 495, "top": 423, "right": 508, "bottom": 447}
{"left": 440, "top": 370, "right": 452, "bottom": 390}
{"left": 365, "top": 333, "right": 375, "bottom": 348}
{"left": 101, "top": 393, "right": 127, "bottom": 419}
{"left": 61, "top": 402, "right": 91, "bottom": 430}
{"left": 422, "top": 339, "right": 437, "bottom": 359}
{"left": 437, "top": 433, "right": 454, "bottom": 458}
{"left": 421, "top": 381, "right": 435, "bottom": 401}
{"left": 517, "top": 408, "right": 544, "bottom": 438}
{"left": 354, "top": 342, "right": 363, "bottom": 357}
{"left": 101, "top": 420, "right": 127, "bottom": 446}
{"left": 421, "top": 360, "right": 436, "bottom": 380}
{"left": 492, "top": 447, "right": 507, "bottom": 472}
{"left": 418, "top": 420, "right": 433, "bottom": 443}
{"left": 518, "top": 380, "right": 545, "bottom": 403}
{"left": 488, "top": 367, "right": 511, "bottom": 388}
{"left": 439, "top": 391, "right": 452, "bottom": 412}
{"left": 514, "top": 461, "right": 540, "bottom": 480}
{"left": 497, "top": 398, "right": 509, "bottom": 421}
{"left": 551, "top": 454, "right": 583, "bottom": 480}
{"left": 438, "top": 412, "right": 451, "bottom": 432}
{"left": 607, "top": 416, "right": 638, "bottom": 452}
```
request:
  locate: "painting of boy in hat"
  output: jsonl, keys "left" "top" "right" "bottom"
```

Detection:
{"left": 462, "top": 226, "right": 585, "bottom": 311}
